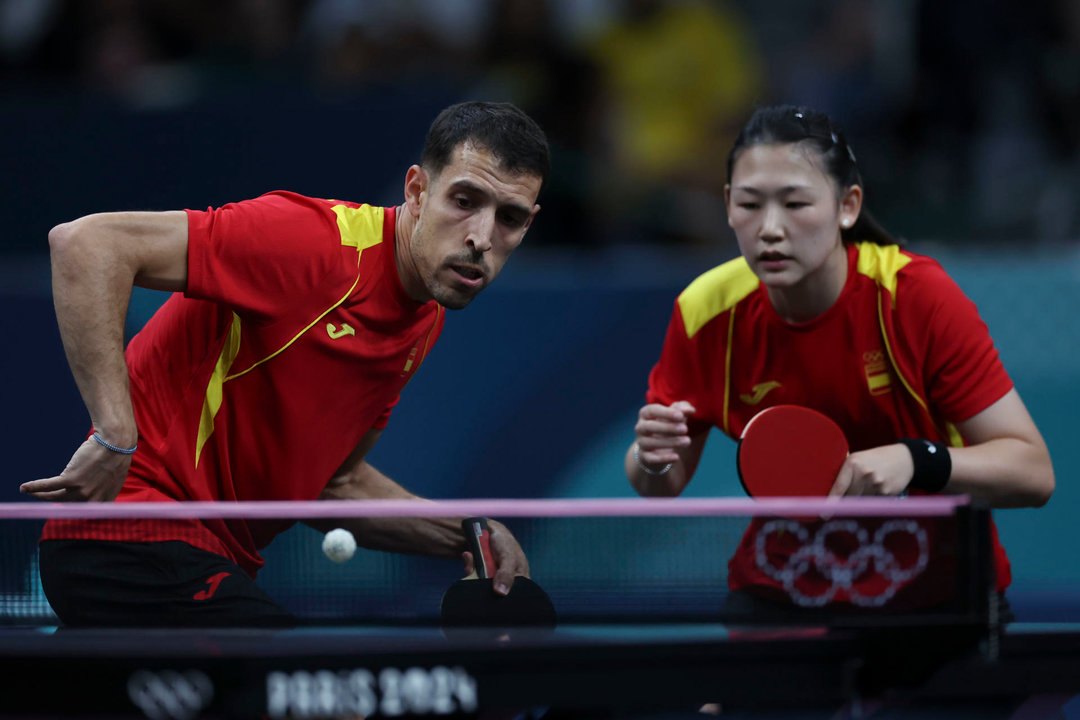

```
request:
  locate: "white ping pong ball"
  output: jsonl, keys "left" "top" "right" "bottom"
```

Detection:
{"left": 322, "top": 528, "right": 357, "bottom": 563}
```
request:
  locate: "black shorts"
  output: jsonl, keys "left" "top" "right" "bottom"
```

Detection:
{"left": 39, "top": 539, "right": 296, "bottom": 628}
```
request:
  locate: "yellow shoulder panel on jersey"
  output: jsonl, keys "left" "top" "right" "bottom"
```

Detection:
{"left": 332, "top": 204, "right": 385, "bottom": 254}
{"left": 855, "top": 241, "right": 911, "bottom": 302}
{"left": 677, "top": 257, "right": 759, "bottom": 339}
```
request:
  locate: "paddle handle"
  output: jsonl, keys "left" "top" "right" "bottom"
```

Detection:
{"left": 462, "top": 517, "right": 497, "bottom": 579}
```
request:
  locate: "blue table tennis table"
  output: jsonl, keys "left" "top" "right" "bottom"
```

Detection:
{"left": 2, "top": 618, "right": 1080, "bottom": 719}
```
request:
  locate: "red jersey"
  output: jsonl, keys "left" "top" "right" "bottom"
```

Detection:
{"left": 647, "top": 242, "right": 1014, "bottom": 605}
{"left": 44, "top": 192, "right": 445, "bottom": 576}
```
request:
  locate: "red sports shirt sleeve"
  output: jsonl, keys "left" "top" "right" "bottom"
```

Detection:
{"left": 184, "top": 191, "right": 359, "bottom": 323}
{"left": 372, "top": 397, "right": 399, "bottom": 430}
{"left": 646, "top": 300, "right": 716, "bottom": 436}
{"left": 895, "top": 259, "right": 1014, "bottom": 423}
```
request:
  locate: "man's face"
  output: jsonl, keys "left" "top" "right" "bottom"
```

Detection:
{"left": 405, "top": 141, "right": 542, "bottom": 310}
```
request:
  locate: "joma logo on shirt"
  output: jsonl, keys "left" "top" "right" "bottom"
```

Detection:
{"left": 326, "top": 323, "right": 355, "bottom": 339}
{"left": 739, "top": 381, "right": 781, "bottom": 406}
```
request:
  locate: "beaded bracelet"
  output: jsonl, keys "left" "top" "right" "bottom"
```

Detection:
{"left": 92, "top": 432, "right": 137, "bottom": 456}
{"left": 633, "top": 443, "right": 673, "bottom": 476}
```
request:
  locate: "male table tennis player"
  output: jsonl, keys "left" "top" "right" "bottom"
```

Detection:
{"left": 22, "top": 101, "right": 547, "bottom": 627}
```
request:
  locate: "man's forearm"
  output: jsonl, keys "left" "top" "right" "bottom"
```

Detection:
{"left": 314, "top": 462, "right": 465, "bottom": 558}
{"left": 50, "top": 219, "right": 138, "bottom": 447}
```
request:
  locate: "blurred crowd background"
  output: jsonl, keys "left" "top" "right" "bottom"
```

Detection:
{"left": 2, "top": 0, "right": 1079, "bottom": 251}
{"left": 2, "top": 0, "right": 1080, "bottom": 615}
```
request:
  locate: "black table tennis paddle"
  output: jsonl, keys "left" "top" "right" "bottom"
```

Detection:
{"left": 439, "top": 518, "right": 556, "bottom": 634}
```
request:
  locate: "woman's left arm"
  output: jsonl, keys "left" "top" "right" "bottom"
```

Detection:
{"left": 946, "top": 388, "right": 1055, "bottom": 508}
{"left": 832, "top": 389, "right": 1054, "bottom": 507}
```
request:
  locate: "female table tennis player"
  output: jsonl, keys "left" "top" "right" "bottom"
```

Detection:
{"left": 625, "top": 105, "right": 1054, "bottom": 615}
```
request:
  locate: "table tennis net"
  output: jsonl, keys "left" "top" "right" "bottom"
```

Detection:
{"left": 0, "top": 497, "right": 992, "bottom": 628}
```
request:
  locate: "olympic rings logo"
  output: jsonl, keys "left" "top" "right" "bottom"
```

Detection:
{"left": 754, "top": 519, "right": 930, "bottom": 608}
{"left": 127, "top": 670, "right": 214, "bottom": 720}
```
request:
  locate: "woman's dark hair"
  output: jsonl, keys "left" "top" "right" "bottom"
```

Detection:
{"left": 726, "top": 105, "right": 899, "bottom": 246}
{"left": 421, "top": 101, "right": 551, "bottom": 189}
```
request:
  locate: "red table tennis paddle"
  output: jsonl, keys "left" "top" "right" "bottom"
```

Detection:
{"left": 736, "top": 405, "right": 849, "bottom": 497}
{"left": 439, "top": 518, "right": 556, "bottom": 633}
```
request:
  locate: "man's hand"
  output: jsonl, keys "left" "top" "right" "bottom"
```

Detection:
{"left": 20, "top": 437, "right": 130, "bottom": 502}
{"left": 829, "top": 443, "right": 914, "bottom": 497}
{"left": 461, "top": 519, "right": 530, "bottom": 596}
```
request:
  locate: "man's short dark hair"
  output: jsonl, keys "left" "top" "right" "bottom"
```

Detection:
{"left": 421, "top": 102, "right": 550, "bottom": 187}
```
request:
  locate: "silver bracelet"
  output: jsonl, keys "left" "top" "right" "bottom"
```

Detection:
{"left": 92, "top": 431, "right": 137, "bottom": 455}
{"left": 633, "top": 443, "right": 673, "bottom": 476}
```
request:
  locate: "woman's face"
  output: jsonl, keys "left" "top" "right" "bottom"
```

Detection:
{"left": 725, "top": 142, "right": 861, "bottom": 294}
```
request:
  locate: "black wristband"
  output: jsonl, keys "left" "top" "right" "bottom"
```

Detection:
{"left": 899, "top": 438, "right": 952, "bottom": 493}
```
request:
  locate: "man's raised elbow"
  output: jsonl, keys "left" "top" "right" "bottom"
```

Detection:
{"left": 47, "top": 220, "right": 77, "bottom": 255}
{"left": 48, "top": 216, "right": 115, "bottom": 276}
{"left": 48, "top": 215, "right": 100, "bottom": 258}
